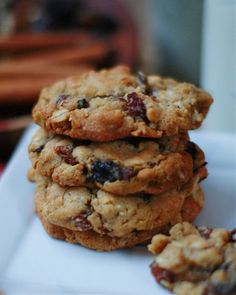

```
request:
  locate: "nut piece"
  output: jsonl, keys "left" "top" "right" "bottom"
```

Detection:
{"left": 148, "top": 234, "right": 170, "bottom": 254}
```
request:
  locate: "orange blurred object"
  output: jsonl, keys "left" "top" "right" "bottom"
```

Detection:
{"left": 0, "top": 0, "right": 139, "bottom": 161}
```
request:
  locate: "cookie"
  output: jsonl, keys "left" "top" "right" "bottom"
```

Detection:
{"left": 33, "top": 167, "right": 205, "bottom": 239}
{"left": 29, "top": 128, "right": 206, "bottom": 195}
{"left": 35, "top": 189, "right": 204, "bottom": 251}
{"left": 32, "top": 66, "right": 213, "bottom": 141}
{"left": 149, "top": 222, "right": 236, "bottom": 295}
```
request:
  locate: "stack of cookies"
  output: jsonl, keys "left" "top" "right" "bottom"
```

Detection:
{"left": 28, "top": 66, "right": 213, "bottom": 251}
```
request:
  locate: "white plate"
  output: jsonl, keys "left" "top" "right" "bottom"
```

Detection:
{"left": 0, "top": 125, "right": 235, "bottom": 295}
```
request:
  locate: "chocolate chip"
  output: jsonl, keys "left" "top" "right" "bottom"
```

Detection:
{"left": 77, "top": 98, "right": 89, "bottom": 109}
{"left": 198, "top": 227, "right": 213, "bottom": 239}
{"left": 71, "top": 211, "right": 92, "bottom": 231}
{"left": 89, "top": 160, "right": 123, "bottom": 184}
{"left": 126, "top": 92, "right": 147, "bottom": 120}
{"left": 230, "top": 228, "right": 236, "bottom": 242}
{"left": 151, "top": 262, "right": 174, "bottom": 284}
{"left": 54, "top": 145, "right": 77, "bottom": 165}
{"left": 33, "top": 144, "right": 44, "bottom": 153}
{"left": 56, "top": 94, "right": 72, "bottom": 106}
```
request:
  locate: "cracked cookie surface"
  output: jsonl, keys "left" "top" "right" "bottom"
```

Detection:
{"left": 32, "top": 66, "right": 213, "bottom": 141}
{"left": 149, "top": 222, "right": 236, "bottom": 295}
{"left": 29, "top": 128, "right": 206, "bottom": 195}
{"left": 33, "top": 169, "right": 205, "bottom": 239}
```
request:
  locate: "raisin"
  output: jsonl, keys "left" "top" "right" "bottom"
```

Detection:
{"left": 230, "top": 228, "right": 236, "bottom": 242}
{"left": 77, "top": 98, "right": 89, "bottom": 109}
{"left": 56, "top": 94, "right": 72, "bottom": 106}
{"left": 54, "top": 145, "right": 77, "bottom": 165}
{"left": 71, "top": 211, "right": 92, "bottom": 231}
{"left": 151, "top": 262, "right": 174, "bottom": 284}
{"left": 198, "top": 227, "right": 213, "bottom": 239}
{"left": 122, "top": 167, "right": 135, "bottom": 180}
{"left": 126, "top": 92, "right": 147, "bottom": 119}
{"left": 33, "top": 144, "right": 44, "bottom": 153}
{"left": 89, "top": 160, "right": 123, "bottom": 184}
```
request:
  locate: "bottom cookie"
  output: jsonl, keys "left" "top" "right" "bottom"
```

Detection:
{"left": 35, "top": 189, "right": 203, "bottom": 251}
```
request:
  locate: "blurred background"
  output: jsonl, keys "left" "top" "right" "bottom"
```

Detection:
{"left": 0, "top": 0, "right": 235, "bottom": 175}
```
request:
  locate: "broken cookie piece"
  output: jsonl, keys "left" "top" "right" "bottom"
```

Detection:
{"left": 148, "top": 222, "right": 236, "bottom": 295}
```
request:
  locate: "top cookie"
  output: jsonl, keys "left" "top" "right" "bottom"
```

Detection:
{"left": 32, "top": 66, "right": 213, "bottom": 141}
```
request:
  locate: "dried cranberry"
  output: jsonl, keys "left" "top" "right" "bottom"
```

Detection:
{"left": 198, "top": 227, "right": 213, "bottom": 239}
{"left": 33, "top": 144, "right": 44, "bottom": 153}
{"left": 230, "top": 228, "right": 236, "bottom": 242}
{"left": 56, "top": 94, "right": 72, "bottom": 106}
{"left": 126, "top": 92, "right": 147, "bottom": 120}
{"left": 122, "top": 167, "right": 135, "bottom": 180}
{"left": 151, "top": 262, "right": 174, "bottom": 284}
{"left": 54, "top": 145, "right": 77, "bottom": 165}
{"left": 89, "top": 160, "right": 123, "bottom": 184}
{"left": 71, "top": 212, "right": 92, "bottom": 231}
{"left": 77, "top": 98, "right": 89, "bottom": 109}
